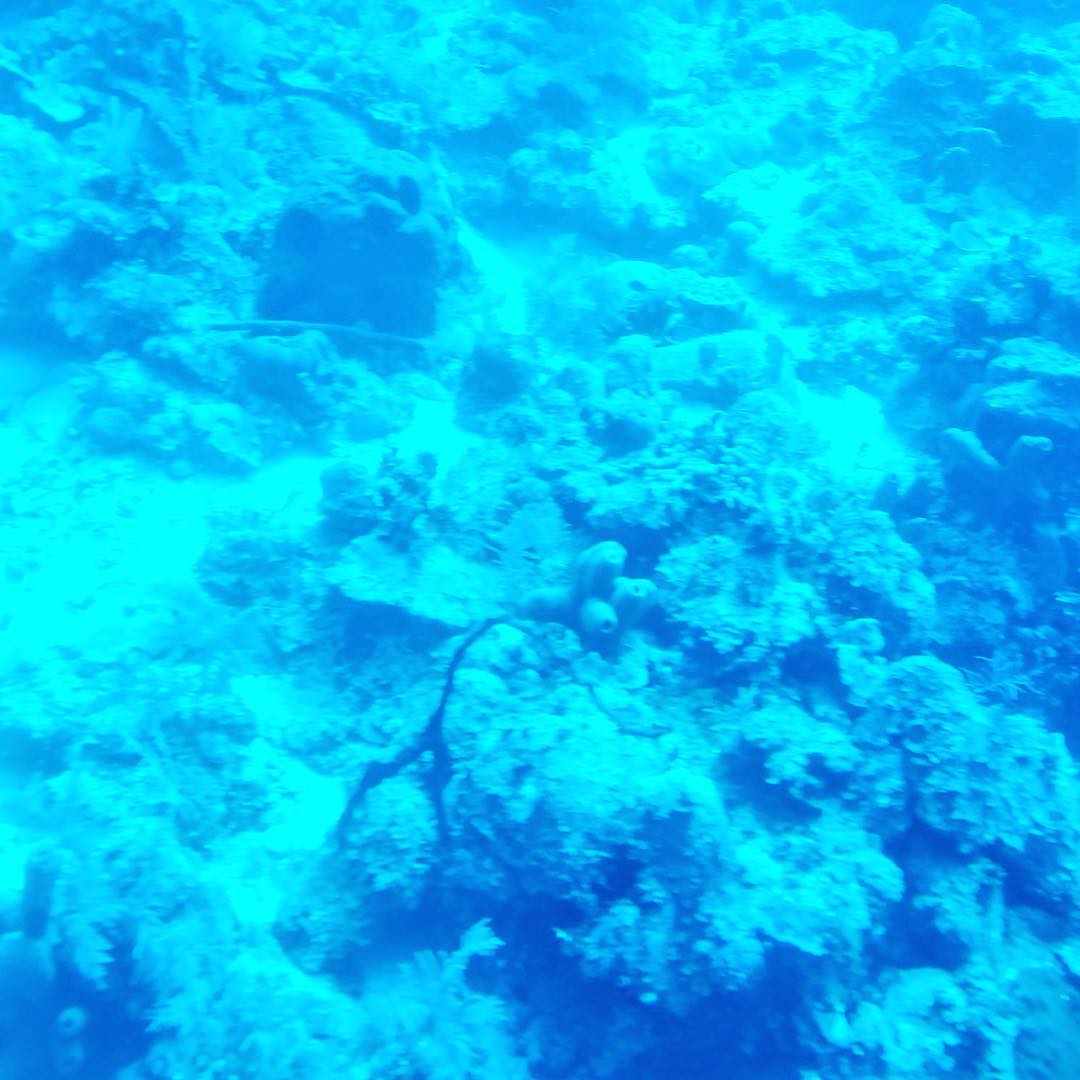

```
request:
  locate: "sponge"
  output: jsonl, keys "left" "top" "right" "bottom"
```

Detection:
{"left": 520, "top": 541, "right": 656, "bottom": 643}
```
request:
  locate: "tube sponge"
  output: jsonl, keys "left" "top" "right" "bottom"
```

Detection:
{"left": 580, "top": 597, "right": 619, "bottom": 637}
{"left": 612, "top": 576, "right": 658, "bottom": 629}
{"left": 574, "top": 541, "right": 627, "bottom": 601}
{"left": 519, "top": 540, "right": 656, "bottom": 644}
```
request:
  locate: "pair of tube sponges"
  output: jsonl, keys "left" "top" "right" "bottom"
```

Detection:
{"left": 520, "top": 541, "right": 657, "bottom": 641}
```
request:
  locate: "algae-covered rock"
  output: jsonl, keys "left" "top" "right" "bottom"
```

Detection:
{"left": 654, "top": 329, "right": 782, "bottom": 404}
{"left": 868, "top": 655, "right": 1080, "bottom": 912}
{"left": 656, "top": 534, "right": 820, "bottom": 662}
{"left": 981, "top": 337, "right": 1080, "bottom": 438}
{"left": 328, "top": 536, "right": 505, "bottom": 630}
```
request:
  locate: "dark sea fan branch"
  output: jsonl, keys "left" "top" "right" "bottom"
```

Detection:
{"left": 335, "top": 616, "right": 508, "bottom": 851}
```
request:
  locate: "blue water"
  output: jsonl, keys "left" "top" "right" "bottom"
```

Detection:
{"left": 1, "top": 1, "right": 1079, "bottom": 1077}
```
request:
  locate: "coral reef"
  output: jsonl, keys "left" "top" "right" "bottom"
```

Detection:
{"left": 3, "top": 1, "right": 1080, "bottom": 1077}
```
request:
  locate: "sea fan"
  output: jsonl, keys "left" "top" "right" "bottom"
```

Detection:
{"left": 495, "top": 500, "right": 575, "bottom": 589}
